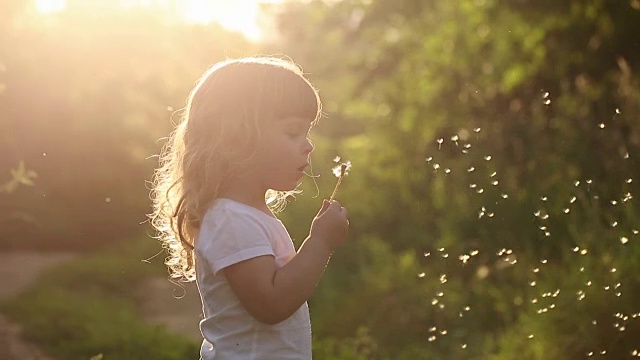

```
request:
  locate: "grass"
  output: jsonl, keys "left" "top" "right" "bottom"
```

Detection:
{"left": 1, "top": 236, "right": 200, "bottom": 360}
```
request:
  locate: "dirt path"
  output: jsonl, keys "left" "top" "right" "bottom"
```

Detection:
{"left": 0, "top": 252, "right": 77, "bottom": 360}
{"left": 137, "top": 277, "right": 203, "bottom": 342}
{"left": 0, "top": 251, "right": 204, "bottom": 360}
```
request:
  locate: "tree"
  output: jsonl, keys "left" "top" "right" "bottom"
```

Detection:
{"left": 267, "top": 0, "right": 640, "bottom": 357}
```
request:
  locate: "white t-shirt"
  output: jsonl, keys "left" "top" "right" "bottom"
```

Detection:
{"left": 195, "top": 198, "right": 312, "bottom": 360}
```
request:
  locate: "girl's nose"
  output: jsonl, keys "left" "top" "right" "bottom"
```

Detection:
{"left": 304, "top": 138, "right": 314, "bottom": 154}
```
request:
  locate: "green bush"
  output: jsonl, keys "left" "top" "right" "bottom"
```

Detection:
{"left": 1, "top": 237, "right": 199, "bottom": 360}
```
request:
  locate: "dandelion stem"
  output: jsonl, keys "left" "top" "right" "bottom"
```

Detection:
{"left": 330, "top": 177, "right": 343, "bottom": 201}
{"left": 330, "top": 163, "right": 347, "bottom": 201}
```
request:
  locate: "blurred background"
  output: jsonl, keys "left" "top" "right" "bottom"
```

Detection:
{"left": 1, "top": 0, "right": 639, "bottom": 359}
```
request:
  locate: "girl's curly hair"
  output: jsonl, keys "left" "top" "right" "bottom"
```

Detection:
{"left": 150, "top": 57, "right": 321, "bottom": 281}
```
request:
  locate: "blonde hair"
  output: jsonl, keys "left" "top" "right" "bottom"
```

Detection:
{"left": 151, "top": 57, "right": 321, "bottom": 281}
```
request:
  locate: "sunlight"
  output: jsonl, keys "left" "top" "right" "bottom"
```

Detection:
{"left": 33, "top": 0, "right": 282, "bottom": 41}
{"left": 180, "top": 0, "right": 262, "bottom": 40}
{"left": 35, "top": 0, "right": 66, "bottom": 14}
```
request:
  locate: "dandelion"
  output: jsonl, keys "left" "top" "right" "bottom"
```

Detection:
{"left": 330, "top": 159, "right": 352, "bottom": 201}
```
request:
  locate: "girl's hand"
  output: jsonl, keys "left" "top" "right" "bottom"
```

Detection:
{"left": 309, "top": 199, "right": 349, "bottom": 253}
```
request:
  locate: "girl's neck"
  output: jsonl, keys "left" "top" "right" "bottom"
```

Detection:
{"left": 218, "top": 180, "right": 273, "bottom": 217}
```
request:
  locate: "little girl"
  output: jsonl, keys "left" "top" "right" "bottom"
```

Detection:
{"left": 151, "top": 57, "right": 349, "bottom": 359}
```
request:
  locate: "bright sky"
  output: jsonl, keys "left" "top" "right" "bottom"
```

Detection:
{"left": 34, "top": 0, "right": 283, "bottom": 41}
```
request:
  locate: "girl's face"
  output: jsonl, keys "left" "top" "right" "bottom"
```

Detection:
{"left": 251, "top": 116, "right": 315, "bottom": 192}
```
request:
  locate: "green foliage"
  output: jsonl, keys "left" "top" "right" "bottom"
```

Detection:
{"left": 1, "top": 238, "right": 196, "bottom": 360}
{"left": 5, "top": 290, "right": 197, "bottom": 360}
{"left": 269, "top": 0, "right": 640, "bottom": 358}
{"left": 314, "top": 327, "right": 385, "bottom": 360}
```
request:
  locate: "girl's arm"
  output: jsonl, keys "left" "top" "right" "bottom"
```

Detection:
{"left": 223, "top": 200, "right": 348, "bottom": 325}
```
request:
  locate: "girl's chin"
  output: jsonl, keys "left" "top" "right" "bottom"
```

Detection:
{"left": 270, "top": 182, "right": 300, "bottom": 192}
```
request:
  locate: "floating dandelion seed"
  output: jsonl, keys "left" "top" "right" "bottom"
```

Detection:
{"left": 330, "top": 159, "right": 351, "bottom": 201}
{"left": 621, "top": 237, "right": 629, "bottom": 244}
{"left": 467, "top": 166, "right": 475, "bottom": 172}
{"left": 437, "top": 138, "right": 444, "bottom": 149}
{"left": 484, "top": 155, "right": 492, "bottom": 161}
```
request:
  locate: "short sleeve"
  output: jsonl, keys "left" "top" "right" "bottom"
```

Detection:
{"left": 196, "top": 206, "right": 275, "bottom": 275}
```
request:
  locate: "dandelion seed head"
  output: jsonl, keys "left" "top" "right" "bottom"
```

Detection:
{"left": 332, "top": 161, "right": 352, "bottom": 177}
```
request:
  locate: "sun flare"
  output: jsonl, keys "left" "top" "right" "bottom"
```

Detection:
{"left": 179, "top": 0, "right": 263, "bottom": 40}
{"left": 35, "top": 0, "right": 66, "bottom": 14}
{"left": 33, "top": 0, "right": 281, "bottom": 41}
